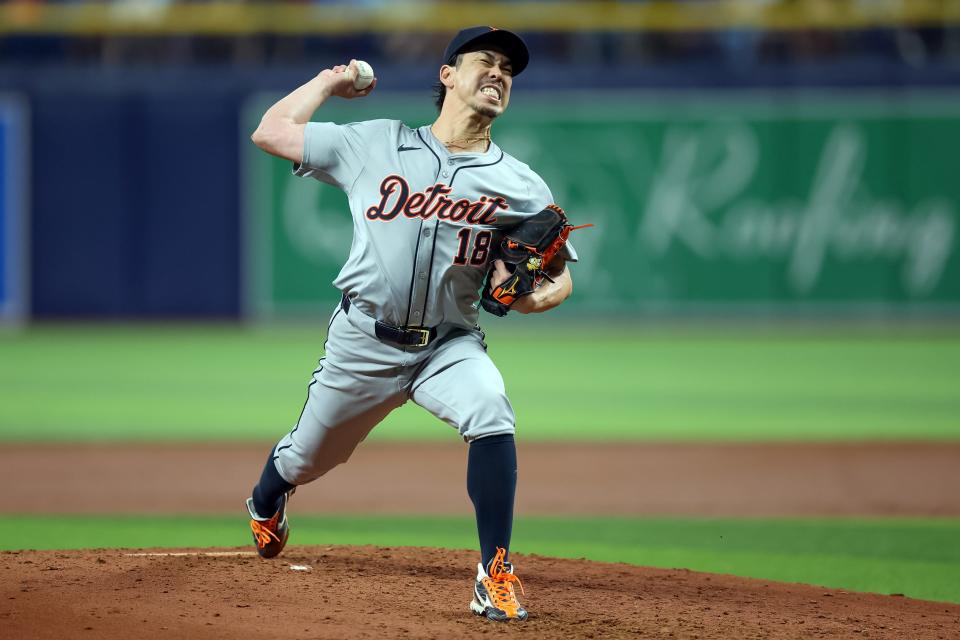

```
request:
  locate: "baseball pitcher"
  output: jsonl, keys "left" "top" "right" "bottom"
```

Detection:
{"left": 245, "top": 26, "right": 582, "bottom": 622}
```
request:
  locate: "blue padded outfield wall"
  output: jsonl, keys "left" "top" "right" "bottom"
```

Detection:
{"left": 26, "top": 88, "right": 241, "bottom": 318}
{"left": 0, "top": 119, "right": 6, "bottom": 306}
{"left": 0, "top": 96, "right": 27, "bottom": 323}
{"left": 1, "top": 62, "right": 959, "bottom": 319}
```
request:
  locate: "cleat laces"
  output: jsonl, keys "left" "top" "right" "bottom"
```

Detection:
{"left": 485, "top": 547, "right": 525, "bottom": 610}
{"left": 249, "top": 517, "right": 281, "bottom": 548}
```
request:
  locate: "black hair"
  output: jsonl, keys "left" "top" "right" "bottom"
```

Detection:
{"left": 432, "top": 54, "right": 463, "bottom": 112}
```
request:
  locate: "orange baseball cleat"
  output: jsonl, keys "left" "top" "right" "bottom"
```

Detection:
{"left": 470, "top": 547, "right": 528, "bottom": 622}
{"left": 245, "top": 490, "right": 293, "bottom": 559}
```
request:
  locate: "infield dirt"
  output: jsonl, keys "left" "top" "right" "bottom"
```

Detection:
{"left": 4, "top": 545, "right": 959, "bottom": 639}
{"left": 2, "top": 442, "right": 960, "bottom": 638}
{"left": 4, "top": 441, "right": 960, "bottom": 516}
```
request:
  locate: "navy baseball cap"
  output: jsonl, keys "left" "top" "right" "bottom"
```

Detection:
{"left": 442, "top": 26, "right": 530, "bottom": 76}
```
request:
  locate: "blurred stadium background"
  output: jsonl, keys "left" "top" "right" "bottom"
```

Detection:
{"left": 1, "top": 0, "right": 960, "bottom": 321}
{"left": 1, "top": 0, "right": 960, "bottom": 611}
{"left": 2, "top": 0, "right": 958, "bottom": 437}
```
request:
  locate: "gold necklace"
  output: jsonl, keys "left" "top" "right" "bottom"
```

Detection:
{"left": 439, "top": 131, "right": 491, "bottom": 150}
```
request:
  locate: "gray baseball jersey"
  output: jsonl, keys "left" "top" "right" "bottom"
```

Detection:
{"left": 293, "top": 119, "right": 575, "bottom": 329}
{"left": 272, "top": 118, "right": 573, "bottom": 485}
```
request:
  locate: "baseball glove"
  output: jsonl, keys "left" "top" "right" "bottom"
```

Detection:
{"left": 481, "top": 204, "right": 590, "bottom": 317}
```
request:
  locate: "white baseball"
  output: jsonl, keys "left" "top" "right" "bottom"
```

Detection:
{"left": 352, "top": 60, "right": 374, "bottom": 91}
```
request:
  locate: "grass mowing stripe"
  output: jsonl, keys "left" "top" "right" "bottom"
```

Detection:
{"left": 1, "top": 325, "right": 959, "bottom": 441}
{"left": 2, "top": 515, "right": 958, "bottom": 604}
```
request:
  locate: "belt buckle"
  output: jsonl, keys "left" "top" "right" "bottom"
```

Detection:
{"left": 409, "top": 328, "right": 431, "bottom": 347}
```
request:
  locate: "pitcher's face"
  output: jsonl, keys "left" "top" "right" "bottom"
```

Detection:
{"left": 447, "top": 49, "right": 514, "bottom": 119}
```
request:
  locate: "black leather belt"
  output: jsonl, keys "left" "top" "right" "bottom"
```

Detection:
{"left": 341, "top": 295, "right": 438, "bottom": 347}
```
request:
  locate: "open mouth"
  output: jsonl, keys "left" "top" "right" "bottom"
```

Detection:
{"left": 480, "top": 85, "right": 502, "bottom": 102}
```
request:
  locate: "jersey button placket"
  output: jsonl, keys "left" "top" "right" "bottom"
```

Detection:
{"left": 408, "top": 217, "right": 434, "bottom": 329}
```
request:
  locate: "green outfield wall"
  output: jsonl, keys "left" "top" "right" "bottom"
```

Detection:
{"left": 244, "top": 91, "right": 960, "bottom": 318}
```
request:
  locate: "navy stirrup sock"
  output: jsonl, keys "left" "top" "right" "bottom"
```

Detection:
{"left": 467, "top": 433, "right": 518, "bottom": 570}
{"left": 251, "top": 446, "right": 295, "bottom": 518}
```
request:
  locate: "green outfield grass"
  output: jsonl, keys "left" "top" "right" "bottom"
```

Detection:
{"left": 2, "top": 515, "right": 958, "bottom": 604}
{"left": 1, "top": 324, "right": 958, "bottom": 442}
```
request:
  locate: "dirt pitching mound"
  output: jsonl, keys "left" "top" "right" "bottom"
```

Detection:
{"left": 4, "top": 546, "right": 959, "bottom": 639}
